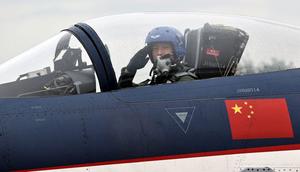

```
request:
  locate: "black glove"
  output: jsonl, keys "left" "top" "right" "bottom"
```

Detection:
{"left": 126, "top": 46, "right": 150, "bottom": 73}
{"left": 118, "top": 67, "right": 135, "bottom": 88}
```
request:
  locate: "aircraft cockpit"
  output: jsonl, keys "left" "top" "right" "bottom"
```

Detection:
{"left": 0, "top": 13, "right": 300, "bottom": 98}
{"left": 0, "top": 32, "right": 98, "bottom": 98}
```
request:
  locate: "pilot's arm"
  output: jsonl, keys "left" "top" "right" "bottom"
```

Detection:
{"left": 118, "top": 46, "right": 150, "bottom": 88}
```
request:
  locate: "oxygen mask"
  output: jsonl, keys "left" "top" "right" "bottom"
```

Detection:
{"left": 154, "top": 54, "right": 174, "bottom": 75}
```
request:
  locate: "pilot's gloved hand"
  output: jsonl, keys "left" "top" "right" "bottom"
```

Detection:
{"left": 126, "top": 46, "right": 150, "bottom": 73}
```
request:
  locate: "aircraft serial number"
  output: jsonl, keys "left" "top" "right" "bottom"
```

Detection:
{"left": 236, "top": 88, "right": 260, "bottom": 93}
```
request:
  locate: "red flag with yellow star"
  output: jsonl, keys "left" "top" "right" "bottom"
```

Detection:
{"left": 225, "top": 98, "right": 294, "bottom": 140}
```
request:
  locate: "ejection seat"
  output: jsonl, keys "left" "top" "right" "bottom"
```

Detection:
{"left": 183, "top": 23, "right": 249, "bottom": 79}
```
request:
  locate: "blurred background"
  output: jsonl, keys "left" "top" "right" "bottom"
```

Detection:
{"left": 0, "top": 0, "right": 299, "bottom": 64}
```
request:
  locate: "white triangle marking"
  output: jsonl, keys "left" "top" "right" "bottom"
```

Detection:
{"left": 175, "top": 112, "right": 188, "bottom": 123}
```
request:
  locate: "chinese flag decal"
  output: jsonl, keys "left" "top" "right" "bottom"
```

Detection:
{"left": 225, "top": 98, "right": 294, "bottom": 140}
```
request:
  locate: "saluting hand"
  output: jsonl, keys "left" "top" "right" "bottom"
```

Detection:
{"left": 126, "top": 46, "right": 150, "bottom": 73}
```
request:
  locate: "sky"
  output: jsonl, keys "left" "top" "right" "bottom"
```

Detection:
{"left": 0, "top": 0, "right": 300, "bottom": 64}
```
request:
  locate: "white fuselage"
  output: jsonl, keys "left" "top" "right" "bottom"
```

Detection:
{"left": 39, "top": 150, "right": 300, "bottom": 172}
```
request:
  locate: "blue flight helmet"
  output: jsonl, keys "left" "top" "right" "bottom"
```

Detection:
{"left": 145, "top": 26, "right": 185, "bottom": 62}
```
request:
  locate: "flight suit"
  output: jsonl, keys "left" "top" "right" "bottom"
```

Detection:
{"left": 118, "top": 63, "right": 197, "bottom": 88}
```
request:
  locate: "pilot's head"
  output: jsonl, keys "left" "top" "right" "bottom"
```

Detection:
{"left": 145, "top": 26, "right": 185, "bottom": 73}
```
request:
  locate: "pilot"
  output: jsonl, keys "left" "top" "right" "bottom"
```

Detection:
{"left": 118, "top": 26, "right": 197, "bottom": 88}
